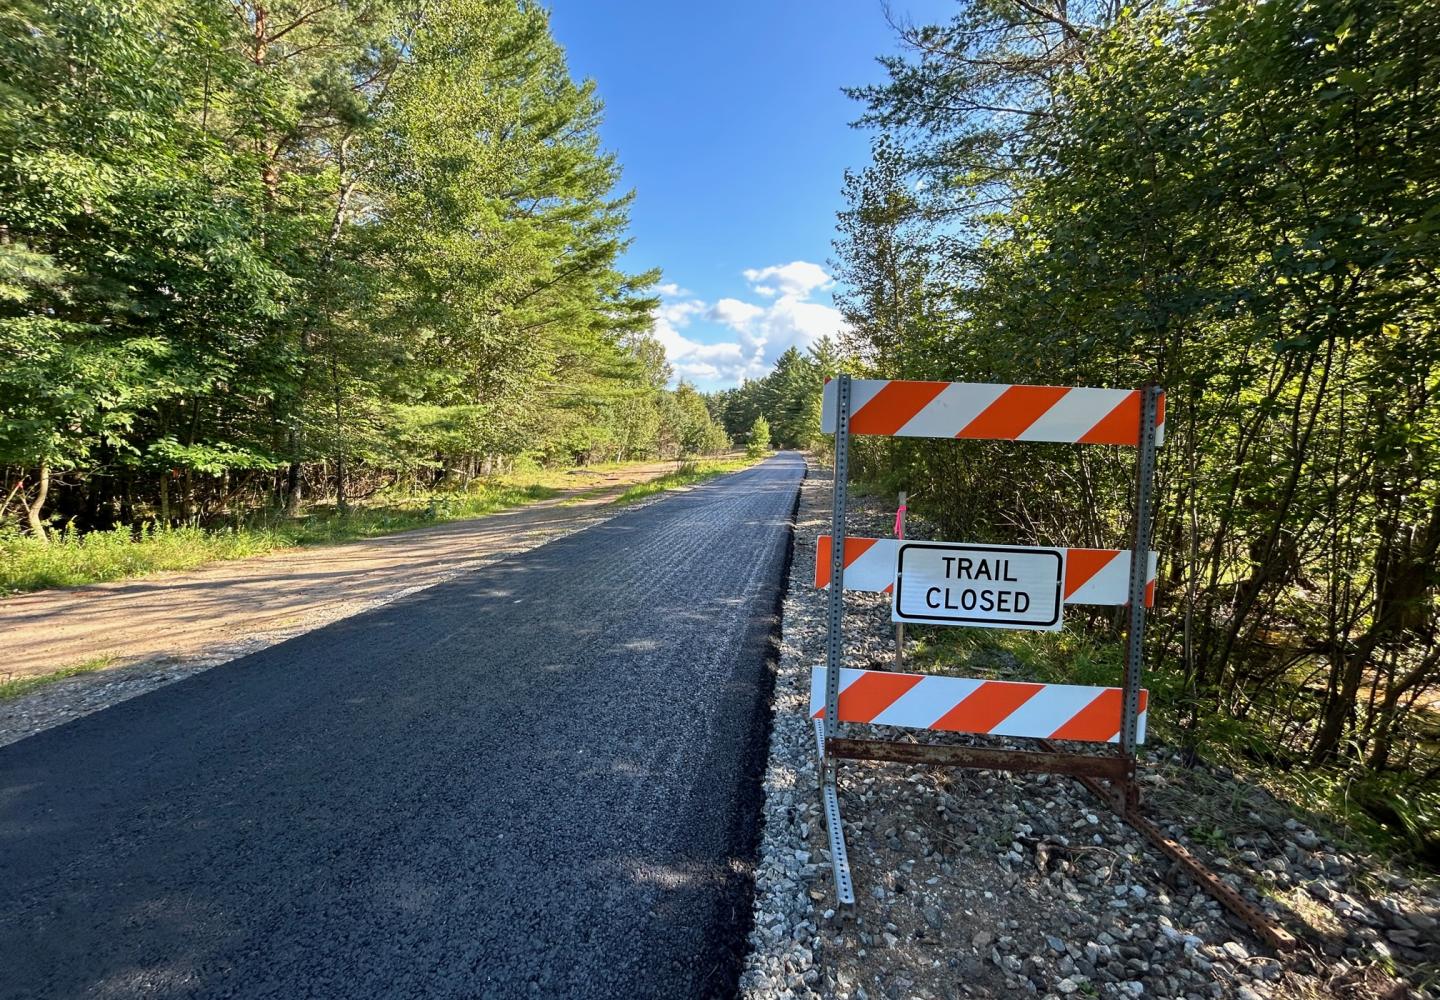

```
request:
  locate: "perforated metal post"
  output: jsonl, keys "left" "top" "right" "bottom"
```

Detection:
{"left": 823, "top": 374, "right": 855, "bottom": 906}
{"left": 824, "top": 374, "right": 852, "bottom": 747}
{"left": 1120, "top": 385, "right": 1161, "bottom": 804}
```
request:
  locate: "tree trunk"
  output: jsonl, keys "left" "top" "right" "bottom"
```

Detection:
{"left": 335, "top": 456, "right": 348, "bottom": 515}
{"left": 284, "top": 459, "right": 302, "bottom": 517}
{"left": 182, "top": 468, "right": 195, "bottom": 525}
{"left": 1312, "top": 650, "right": 1364, "bottom": 763}
{"left": 25, "top": 461, "right": 49, "bottom": 543}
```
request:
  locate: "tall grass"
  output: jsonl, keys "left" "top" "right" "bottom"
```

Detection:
{"left": 0, "top": 481, "right": 557, "bottom": 596}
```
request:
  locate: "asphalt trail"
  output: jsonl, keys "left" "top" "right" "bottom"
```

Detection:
{"left": 0, "top": 453, "right": 804, "bottom": 999}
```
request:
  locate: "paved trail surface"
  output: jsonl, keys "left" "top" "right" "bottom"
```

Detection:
{"left": 0, "top": 453, "right": 804, "bottom": 1000}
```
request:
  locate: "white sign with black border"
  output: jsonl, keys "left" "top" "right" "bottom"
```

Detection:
{"left": 892, "top": 542, "right": 1066, "bottom": 631}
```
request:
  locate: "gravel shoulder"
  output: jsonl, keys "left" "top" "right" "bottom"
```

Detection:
{"left": 741, "top": 458, "right": 1439, "bottom": 1000}
{"left": 0, "top": 460, "right": 681, "bottom": 748}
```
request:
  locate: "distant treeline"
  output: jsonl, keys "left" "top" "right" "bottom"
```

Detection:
{"left": 832, "top": 0, "right": 1438, "bottom": 807}
{"left": 705, "top": 340, "right": 843, "bottom": 453}
{"left": 0, "top": 0, "right": 727, "bottom": 537}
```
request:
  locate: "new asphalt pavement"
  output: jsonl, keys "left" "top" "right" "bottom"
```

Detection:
{"left": 0, "top": 453, "right": 804, "bottom": 999}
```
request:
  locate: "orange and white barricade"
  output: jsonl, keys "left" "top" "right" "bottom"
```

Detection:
{"left": 810, "top": 669, "right": 1147, "bottom": 744}
{"left": 816, "top": 375, "right": 1165, "bottom": 911}
{"left": 822, "top": 379, "right": 1165, "bottom": 446}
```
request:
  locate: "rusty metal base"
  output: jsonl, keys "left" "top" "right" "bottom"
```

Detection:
{"left": 827, "top": 737, "right": 1129, "bottom": 779}
{"left": 1059, "top": 763, "right": 1299, "bottom": 952}
{"left": 827, "top": 735, "right": 1298, "bottom": 953}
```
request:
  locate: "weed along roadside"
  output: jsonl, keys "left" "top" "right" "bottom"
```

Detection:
{"left": 741, "top": 455, "right": 1440, "bottom": 1000}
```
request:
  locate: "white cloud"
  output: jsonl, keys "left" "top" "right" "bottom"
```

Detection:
{"left": 647, "top": 259, "right": 849, "bottom": 387}
{"left": 659, "top": 298, "right": 707, "bottom": 327}
{"left": 709, "top": 298, "right": 764, "bottom": 333}
{"left": 651, "top": 309, "right": 754, "bottom": 384}
{"left": 656, "top": 282, "right": 689, "bottom": 297}
{"left": 741, "top": 261, "right": 834, "bottom": 299}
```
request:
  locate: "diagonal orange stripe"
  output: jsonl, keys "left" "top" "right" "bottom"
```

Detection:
{"left": 1049, "top": 689, "right": 1149, "bottom": 742}
{"left": 814, "top": 535, "right": 879, "bottom": 588}
{"left": 1049, "top": 689, "right": 1121, "bottom": 741}
{"left": 835, "top": 672, "right": 924, "bottom": 723}
{"left": 1076, "top": 389, "right": 1141, "bottom": 446}
{"left": 957, "top": 385, "right": 1070, "bottom": 441}
{"left": 931, "top": 680, "right": 1043, "bottom": 733}
{"left": 851, "top": 380, "right": 950, "bottom": 436}
{"left": 1064, "top": 549, "right": 1122, "bottom": 599}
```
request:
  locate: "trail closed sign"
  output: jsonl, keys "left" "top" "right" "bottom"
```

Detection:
{"left": 892, "top": 542, "right": 1065, "bottom": 631}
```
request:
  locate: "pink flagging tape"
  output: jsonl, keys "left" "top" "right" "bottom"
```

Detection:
{"left": 810, "top": 667, "right": 1148, "bottom": 744}
{"left": 821, "top": 379, "right": 1166, "bottom": 447}
{"left": 815, "top": 536, "right": 1158, "bottom": 607}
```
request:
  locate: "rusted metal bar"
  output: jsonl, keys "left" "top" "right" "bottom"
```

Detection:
{"left": 1044, "top": 745, "right": 1299, "bottom": 953}
{"left": 840, "top": 728, "right": 1299, "bottom": 951}
{"left": 826, "top": 737, "right": 1131, "bottom": 779}
{"left": 1124, "top": 800, "right": 1298, "bottom": 952}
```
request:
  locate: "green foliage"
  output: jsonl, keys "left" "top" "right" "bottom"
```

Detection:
{"left": 0, "top": 0, "right": 702, "bottom": 542}
{"left": 746, "top": 415, "right": 772, "bottom": 458}
{"left": 833, "top": 0, "right": 1440, "bottom": 837}
{"left": 711, "top": 339, "right": 844, "bottom": 451}
{"left": 0, "top": 656, "right": 115, "bottom": 701}
{"left": 661, "top": 383, "right": 731, "bottom": 458}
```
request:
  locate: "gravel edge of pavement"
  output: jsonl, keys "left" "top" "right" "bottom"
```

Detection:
{"left": 738, "top": 456, "right": 832, "bottom": 998}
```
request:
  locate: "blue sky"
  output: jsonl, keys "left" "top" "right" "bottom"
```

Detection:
{"left": 547, "top": 1, "right": 951, "bottom": 389}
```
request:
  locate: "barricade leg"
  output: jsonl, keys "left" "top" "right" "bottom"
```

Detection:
{"left": 822, "top": 775, "right": 855, "bottom": 907}
{"left": 821, "top": 375, "right": 856, "bottom": 908}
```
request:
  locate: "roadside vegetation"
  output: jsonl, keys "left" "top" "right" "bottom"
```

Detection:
{"left": 612, "top": 456, "right": 761, "bottom": 506}
{"left": 0, "top": 477, "right": 562, "bottom": 595}
{"left": 1, "top": 0, "right": 731, "bottom": 547}
{"left": 0, "top": 656, "right": 114, "bottom": 701}
{"left": 0, "top": 456, "right": 701, "bottom": 595}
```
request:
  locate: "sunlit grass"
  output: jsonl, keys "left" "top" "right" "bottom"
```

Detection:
{"left": 0, "top": 656, "right": 116, "bottom": 700}
{"left": 611, "top": 456, "right": 762, "bottom": 506}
